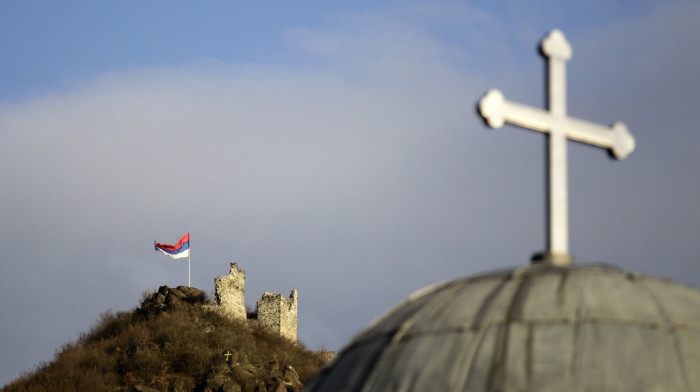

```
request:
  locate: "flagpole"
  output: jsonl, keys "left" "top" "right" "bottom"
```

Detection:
{"left": 188, "top": 231, "right": 191, "bottom": 287}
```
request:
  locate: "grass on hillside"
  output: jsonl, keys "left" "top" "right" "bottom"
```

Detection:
{"left": 2, "top": 287, "right": 327, "bottom": 392}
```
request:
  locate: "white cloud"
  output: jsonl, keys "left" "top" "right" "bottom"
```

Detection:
{"left": 2, "top": 0, "right": 700, "bottom": 385}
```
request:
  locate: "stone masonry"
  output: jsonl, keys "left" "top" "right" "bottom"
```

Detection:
{"left": 257, "top": 290, "right": 298, "bottom": 342}
{"left": 214, "top": 263, "right": 298, "bottom": 343}
{"left": 214, "top": 263, "right": 247, "bottom": 321}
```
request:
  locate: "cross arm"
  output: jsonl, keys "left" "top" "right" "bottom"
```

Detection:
{"left": 479, "top": 89, "right": 635, "bottom": 159}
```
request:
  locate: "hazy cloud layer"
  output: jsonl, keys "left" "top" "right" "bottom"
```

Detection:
{"left": 1, "top": 1, "right": 699, "bottom": 385}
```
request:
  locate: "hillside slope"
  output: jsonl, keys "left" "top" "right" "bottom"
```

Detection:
{"left": 2, "top": 286, "right": 327, "bottom": 392}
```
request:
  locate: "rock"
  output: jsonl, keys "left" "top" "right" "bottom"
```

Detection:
{"left": 283, "top": 366, "right": 302, "bottom": 390}
{"left": 271, "top": 382, "right": 287, "bottom": 392}
{"left": 139, "top": 285, "right": 208, "bottom": 316}
{"left": 231, "top": 363, "right": 258, "bottom": 384}
{"left": 221, "top": 380, "right": 243, "bottom": 392}
{"left": 205, "top": 375, "right": 226, "bottom": 392}
{"left": 205, "top": 363, "right": 232, "bottom": 391}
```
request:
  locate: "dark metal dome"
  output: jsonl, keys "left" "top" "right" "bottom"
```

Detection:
{"left": 305, "top": 264, "right": 700, "bottom": 391}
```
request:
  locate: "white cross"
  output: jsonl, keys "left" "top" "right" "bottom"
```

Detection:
{"left": 478, "top": 29, "right": 635, "bottom": 266}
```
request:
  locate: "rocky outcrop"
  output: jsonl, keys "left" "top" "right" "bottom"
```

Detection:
{"left": 138, "top": 285, "right": 208, "bottom": 316}
{"left": 202, "top": 354, "right": 304, "bottom": 392}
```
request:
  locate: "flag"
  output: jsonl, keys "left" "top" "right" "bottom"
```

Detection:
{"left": 155, "top": 233, "right": 190, "bottom": 259}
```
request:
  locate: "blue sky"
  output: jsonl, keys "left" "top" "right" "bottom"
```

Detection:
{"left": 1, "top": 0, "right": 699, "bottom": 386}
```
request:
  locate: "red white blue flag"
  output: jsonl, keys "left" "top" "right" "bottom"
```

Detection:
{"left": 155, "top": 233, "right": 190, "bottom": 259}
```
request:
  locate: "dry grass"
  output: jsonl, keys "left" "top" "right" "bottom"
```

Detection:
{"left": 2, "top": 288, "right": 326, "bottom": 392}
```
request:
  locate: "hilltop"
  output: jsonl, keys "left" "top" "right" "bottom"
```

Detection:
{"left": 2, "top": 285, "right": 328, "bottom": 392}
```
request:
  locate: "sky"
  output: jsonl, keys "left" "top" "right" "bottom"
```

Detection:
{"left": 1, "top": 0, "right": 699, "bottom": 385}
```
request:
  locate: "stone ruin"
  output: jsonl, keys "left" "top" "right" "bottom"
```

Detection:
{"left": 213, "top": 263, "right": 298, "bottom": 342}
{"left": 257, "top": 290, "right": 298, "bottom": 342}
{"left": 213, "top": 263, "right": 247, "bottom": 321}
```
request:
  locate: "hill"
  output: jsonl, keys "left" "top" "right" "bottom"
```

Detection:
{"left": 2, "top": 285, "right": 328, "bottom": 392}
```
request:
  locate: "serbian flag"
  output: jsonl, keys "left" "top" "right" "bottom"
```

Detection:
{"left": 154, "top": 233, "right": 190, "bottom": 259}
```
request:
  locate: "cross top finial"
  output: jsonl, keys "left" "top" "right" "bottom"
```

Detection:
{"left": 478, "top": 30, "right": 635, "bottom": 266}
{"left": 541, "top": 29, "right": 571, "bottom": 60}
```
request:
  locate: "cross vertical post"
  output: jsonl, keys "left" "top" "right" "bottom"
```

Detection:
{"left": 543, "top": 30, "right": 573, "bottom": 264}
{"left": 477, "top": 30, "right": 635, "bottom": 266}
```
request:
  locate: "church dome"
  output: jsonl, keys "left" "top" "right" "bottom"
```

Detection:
{"left": 304, "top": 263, "right": 700, "bottom": 391}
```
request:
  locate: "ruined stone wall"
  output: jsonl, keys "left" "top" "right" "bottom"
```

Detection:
{"left": 213, "top": 263, "right": 247, "bottom": 322}
{"left": 256, "top": 289, "right": 298, "bottom": 342}
{"left": 213, "top": 263, "right": 298, "bottom": 342}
